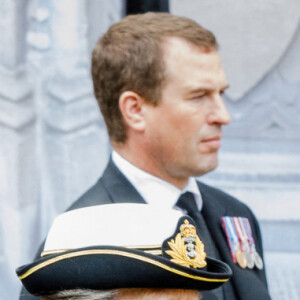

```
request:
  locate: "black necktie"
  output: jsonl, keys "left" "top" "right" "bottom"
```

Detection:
{"left": 176, "top": 192, "right": 224, "bottom": 300}
{"left": 176, "top": 192, "right": 219, "bottom": 258}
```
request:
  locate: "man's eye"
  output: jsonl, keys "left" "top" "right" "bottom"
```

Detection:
{"left": 192, "top": 94, "right": 206, "bottom": 99}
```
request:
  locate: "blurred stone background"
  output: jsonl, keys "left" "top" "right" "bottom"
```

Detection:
{"left": 0, "top": 0, "right": 299, "bottom": 299}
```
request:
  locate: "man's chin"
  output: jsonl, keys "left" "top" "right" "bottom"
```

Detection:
{"left": 193, "top": 158, "right": 219, "bottom": 177}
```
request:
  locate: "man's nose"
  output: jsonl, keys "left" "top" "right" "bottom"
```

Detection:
{"left": 207, "top": 95, "right": 231, "bottom": 125}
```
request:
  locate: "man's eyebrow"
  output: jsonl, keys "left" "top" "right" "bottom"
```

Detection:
{"left": 187, "top": 84, "right": 230, "bottom": 94}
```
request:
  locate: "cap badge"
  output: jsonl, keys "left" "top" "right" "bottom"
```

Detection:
{"left": 165, "top": 219, "right": 207, "bottom": 269}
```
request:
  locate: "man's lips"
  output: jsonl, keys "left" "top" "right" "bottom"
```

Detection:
{"left": 201, "top": 136, "right": 222, "bottom": 149}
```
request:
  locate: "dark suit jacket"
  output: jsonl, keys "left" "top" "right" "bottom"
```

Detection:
{"left": 20, "top": 159, "right": 271, "bottom": 300}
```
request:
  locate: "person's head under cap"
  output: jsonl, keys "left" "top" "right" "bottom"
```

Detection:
{"left": 39, "top": 288, "right": 200, "bottom": 300}
{"left": 17, "top": 204, "right": 231, "bottom": 299}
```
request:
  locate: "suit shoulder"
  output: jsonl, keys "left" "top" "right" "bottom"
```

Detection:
{"left": 197, "top": 181, "right": 255, "bottom": 217}
{"left": 67, "top": 177, "right": 112, "bottom": 211}
{"left": 197, "top": 181, "right": 263, "bottom": 246}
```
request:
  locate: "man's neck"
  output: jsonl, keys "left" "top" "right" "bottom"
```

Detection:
{"left": 112, "top": 147, "right": 188, "bottom": 189}
{"left": 112, "top": 150, "right": 203, "bottom": 211}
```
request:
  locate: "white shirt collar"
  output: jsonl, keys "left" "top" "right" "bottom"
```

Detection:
{"left": 112, "top": 151, "right": 203, "bottom": 211}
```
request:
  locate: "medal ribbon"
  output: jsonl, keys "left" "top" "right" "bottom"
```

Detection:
{"left": 221, "top": 217, "right": 239, "bottom": 263}
{"left": 243, "top": 218, "right": 258, "bottom": 255}
{"left": 237, "top": 217, "right": 251, "bottom": 253}
{"left": 241, "top": 218, "right": 254, "bottom": 253}
{"left": 243, "top": 218, "right": 254, "bottom": 246}
{"left": 232, "top": 217, "right": 244, "bottom": 252}
{"left": 221, "top": 217, "right": 235, "bottom": 262}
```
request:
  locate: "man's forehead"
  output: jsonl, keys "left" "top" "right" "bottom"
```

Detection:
{"left": 162, "top": 37, "right": 223, "bottom": 73}
{"left": 161, "top": 38, "right": 227, "bottom": 89}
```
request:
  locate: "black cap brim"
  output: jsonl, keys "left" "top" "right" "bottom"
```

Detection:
{"left": 17, "top": 245, "right": 232, "bottom": 296}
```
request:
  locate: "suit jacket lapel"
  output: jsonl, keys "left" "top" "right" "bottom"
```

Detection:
{"left": 101, "top": 158, "right": 146, "bottom": 204}
{"left": 199, "top": 182, "right": 271, "bottom": 300}
{"left": 198, "top": 184, "right": 235, "bottom": 299}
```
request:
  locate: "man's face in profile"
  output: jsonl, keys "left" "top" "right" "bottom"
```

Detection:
{"left": 142, "top": 37, "right": 231, "bottom": 184}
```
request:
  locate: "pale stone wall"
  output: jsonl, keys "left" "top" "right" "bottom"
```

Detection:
{"left": 0, "top": 0, "right": 122, "bottom": 298}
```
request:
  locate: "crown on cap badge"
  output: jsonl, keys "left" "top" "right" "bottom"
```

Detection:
{"left": 165, "top": 219, "right": 207, "bottom": 269}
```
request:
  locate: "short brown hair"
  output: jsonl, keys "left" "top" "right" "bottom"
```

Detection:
{"left": 92, "top": 12, "right": 218, "bottom": 143}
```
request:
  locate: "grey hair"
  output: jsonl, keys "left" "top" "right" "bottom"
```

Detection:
{"left": 39, "top": 289, "right": 117, "bottom": 300}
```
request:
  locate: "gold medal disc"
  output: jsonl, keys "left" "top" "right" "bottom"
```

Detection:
{"left": 236, "top": 250, "right": 247, "bottom": 269}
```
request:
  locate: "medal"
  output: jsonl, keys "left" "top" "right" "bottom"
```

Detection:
{"left": 222, "top": 216, "right": 263, "bottom": 270}
{"left": 233, "top": 217, "right": 251, "bottom": 269}
{"left": 238, "top": 217, "right": 254, "bottom": 269}
{"left": 244, "top": 251, "right": 254, "bottom": 269}
{"left": 253, "top": 251, "right": 263, "bottom": 270}
{"left": 243, "top": 218, "right": 264, "bottom": 270}
{"left": 222, "top": 216, "right": 248, "bottom": 269}
{"left": 236, "top": 249, "right": 247, "bottom": 269}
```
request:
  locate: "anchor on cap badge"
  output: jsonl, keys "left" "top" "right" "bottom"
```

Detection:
{"left": 165, "top": 218, "right": 207, "bottom": 269}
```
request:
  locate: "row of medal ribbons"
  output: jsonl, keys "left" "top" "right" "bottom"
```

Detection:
{"left": 221, "top": 216, "right": 263, "bottom": 270}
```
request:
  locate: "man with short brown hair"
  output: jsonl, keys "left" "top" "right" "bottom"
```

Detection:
{"left": 88, "top": 13, "right": 270, "bottom": 299}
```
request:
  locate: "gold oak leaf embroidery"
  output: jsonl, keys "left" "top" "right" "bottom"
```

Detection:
{"left": 166, "top": 233, "right": 207, "bottom": 269}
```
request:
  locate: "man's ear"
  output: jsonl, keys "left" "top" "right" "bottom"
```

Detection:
{"left": 119, "top": 91, "right": 146, "bottom": 132}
